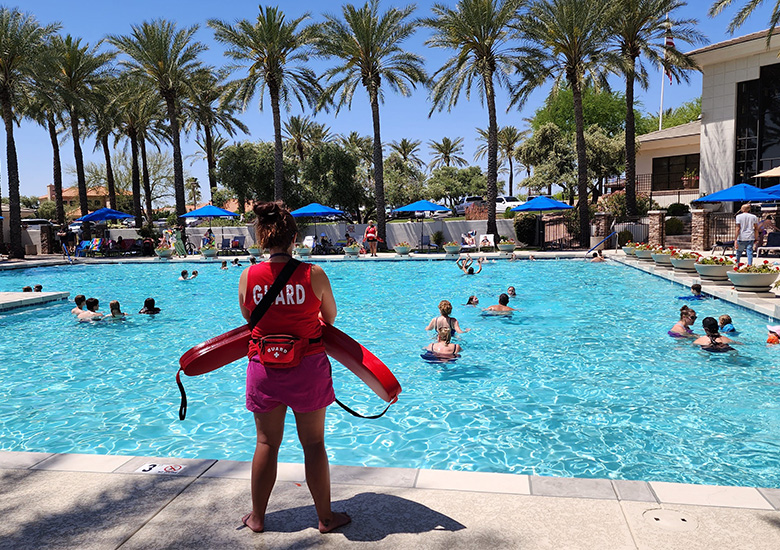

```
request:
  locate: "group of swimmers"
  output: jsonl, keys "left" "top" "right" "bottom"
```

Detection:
{"left": 423, "top": 287, "right": 519, "bottom": 359}
{"left": 71, "top": 294, "right": 160, "bottom": 321}
{"left": 220, "top": 258, "right": 255, "bottom": 270}
{"left": 21, "top": 285, "right": 43, "bottom": 292}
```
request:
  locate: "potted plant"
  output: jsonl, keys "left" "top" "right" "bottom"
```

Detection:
{"left": 155, "top": 246, "right": 173, "bottom": 259}
{"left": 633, "top": 243, "right": 654, "bottom": 261}
{"left": 670, "top": 250, "right": 700, "bottom": 272}
{"left": 681, "top": 168, "right": 699, "bottom": 189}
{"left": 294, "top": 243, "right": 312, "bottom": 257}
{"left": 727, "top": 260, "right": 780, "bottom": 292}
{"left": 651, "top": 246, "right": 674, "bottom": 266}
{"left": 247, "top": 244, "right": 263, "bottom": 258}
{"left": 443, "top": 241, "right": 461, "bottom": 254}
{"left": 343, "top": 243, "right": 361, "bottom": 256}
{"left": 200, "top": 244, "right": 217, "bottom": 258}
{"left": 394, "top": 241, "right": 412, "bottom": 255}
{"left": 694, "top": 256, "right": 735, "bottom": 281}
{"left": 622, "top": 241, "right": 636, "bottom": 256}
{"left": 497, "top": 237, "right": 516, "bottom": 252}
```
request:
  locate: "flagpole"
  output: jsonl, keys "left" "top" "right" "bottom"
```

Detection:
{"left": 659, "top": 68, "right": 665, "bottom": 131}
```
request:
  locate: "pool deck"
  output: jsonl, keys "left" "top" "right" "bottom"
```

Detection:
{"left": 3, "top": 252, "right": 780, "bottom": 548}
{"left": 2, "top": 450, "right": 780, "bottom": 550}
{"left": 0, "top": 291, "right": 70, "bottom": 312}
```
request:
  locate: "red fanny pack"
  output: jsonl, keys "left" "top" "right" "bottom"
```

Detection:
{"left": 255, "top": 335, "right": 306, "bottom": 368}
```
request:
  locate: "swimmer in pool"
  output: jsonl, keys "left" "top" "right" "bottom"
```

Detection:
{"left": 591, "top": 251, "right": 605, "bottom": 263}
{"left": 107, "top": 300, "right": 127, "bottom": 320}
{"left": 221, "top": 261, "right": 228, "bottom": 270}
{"left": 693, "top": 317, "right": 735, "bottom": 352}
{"left": 507, "top": 286, "right": 516, "bottom": 297}
{"left": 139, "top": 297, "right": 161, "bottom": 314}
{"left": 425, "top": 299, "right": 470, "bottom": 334}
{"left": 718, "top": 314, "right": 736, "bottom": 333}
{"left": 179, "top": 269, "right": 189, "bottom": 281}
{"left": 465, "top": 295, "right": 479, "bottom": 306}
{"left": 457, "top": 254, "right": 484, "bottom": 275}
{"left": 669, "top": 305, "right": 697, "bottom": 338}
{"left": 78, "top": 298, "right": 104, "bottom": 321}
{"left": 484, "top": 293, "right": 517, "bottom": 314}
{"left": 71, "top": 294, "right": 86, "bottom": 315}
{"left": 424, "top": 326, "right": 462, "bottom": 358}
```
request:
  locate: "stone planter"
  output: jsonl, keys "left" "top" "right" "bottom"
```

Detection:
{"left": 634, "top": 249, "right": 654, "bottom": 261}
{"left": 200, "top": 248, "right": 218, "bottom": 258}
{"left": 443, "top": 245, "right": 461, "bottom": 255}
{"left": 694, "top": 263, "right": 732, "bottom": 281}
{"left": 155, "top": 248, "right": 173, "bottom": 259}
{"left": 343, "top": 247, "right": 360, "bottom": 257}
{"left": 247, "top": 247, "right": 262, "bottom": 258}
{"left": 296, "top": 247, "right": 312, "bottom": 257}
{"left": 497, "top": 243, "right": 516, "bottom": 253}
{"left": 622, "top": 246, "right": 636, "bottom": 256}
{"left": 670, "top": 257, "right": 697, "bottom": 272}
{"left": 727, "top": 271, "right": 779, "bottom": 292}
{"left": 651, "top": 253, "right": 673, "bottom": 266}
{"left": 394, "top": 246, "right": 411, "bottom": 255}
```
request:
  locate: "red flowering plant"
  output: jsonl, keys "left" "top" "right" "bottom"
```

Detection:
{"left": 696, "top": 255, "right": 735, "bottom": 266}
{"left": 652, "top": 246, "right": 675, "bottom": 255}
{"left": 732, "top": 260, "right": 780, "bottom": 273}
{"left": 633, "top": 242, "right": 654, "bottom": 251}
{"left": 671, "top": 250, "right": 701, "bottom": 260}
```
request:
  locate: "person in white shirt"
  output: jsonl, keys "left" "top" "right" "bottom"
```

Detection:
{"left": 734, "top": 204, "right": 759, "bottom": 265}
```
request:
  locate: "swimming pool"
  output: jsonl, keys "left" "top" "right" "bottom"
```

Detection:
{"left": 1, "top": 259, "right": 779, "bottom": 488}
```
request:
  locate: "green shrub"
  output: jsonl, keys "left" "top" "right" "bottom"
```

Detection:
{"left": 666, "top": 203, "right": 690, "bottom": 216}
{"left": 432, "top": 230, "right": 445, "bottom": 247}
{"left": 502, "top": 207, "right": 515, "bottom": 219}
{"left": 514, "top": 213, "right": 537, "bottom": 244}
{"left": 617, "top": 230, "right": 633, "bottom": 246}
{"left": 665, "top": 217, "right": 684, "bottom": 235}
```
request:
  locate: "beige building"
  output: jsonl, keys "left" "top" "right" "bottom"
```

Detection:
{"left": 38, "top": 184, "right": 111, "bottom": 215}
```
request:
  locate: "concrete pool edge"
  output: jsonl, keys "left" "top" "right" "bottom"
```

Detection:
{"left": 1, "top": 450, "right": 778, "bottom": 511}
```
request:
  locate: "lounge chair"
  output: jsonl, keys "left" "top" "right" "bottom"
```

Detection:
{"left": 758, "top": 231, "right": 780, "bottom": 257}
{"left": 419, "top": 234, "right": 438, "bottom": 253}
{"left": 302, "top": 235, "right": 316, "bottom": 248}
{"left": 74, "top": 240, "right": 91, "bottom": 257}
{"left": 478, "top": 234, "right": 495, "bottom": 252}
{"left": 461, "top": 231, "right": 477, "bottom": 251}
{"left": 85, "top": 238, "right": 105, "bottom": 257}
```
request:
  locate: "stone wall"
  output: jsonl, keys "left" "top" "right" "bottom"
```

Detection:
{"left": 647, "top": 210, "right": 666, "bottom": 247}
{"left": 691, "top": 209, "right": 709, "bottom": 251}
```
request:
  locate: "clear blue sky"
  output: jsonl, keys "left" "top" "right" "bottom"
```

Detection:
{"left": 10, "top": 0, "right": 779, "bottom": 201}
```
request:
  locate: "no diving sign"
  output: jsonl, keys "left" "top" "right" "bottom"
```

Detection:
{"left": 135, "top": 463, "right": 186, "bottom": 475}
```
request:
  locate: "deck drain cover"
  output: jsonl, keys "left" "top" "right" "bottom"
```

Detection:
{"left": 642, "top": 509, "right": 697, "bottom": 532}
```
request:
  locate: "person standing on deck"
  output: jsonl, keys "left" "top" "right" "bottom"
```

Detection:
{"left": 735, "top": 204, "right": 759, "bottom": 266}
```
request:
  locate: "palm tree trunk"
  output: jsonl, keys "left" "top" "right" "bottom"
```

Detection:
{"left": 369, "top": 88, "right": 387, "bottom": 244}
{"left": 140, "top": 139, "right": 153, "bottom": 224}
{"left": 100, "top": 135, "right": 117, "bottom": 210}
{"left": 485, "top": 76, "right": 498, "bottom": 237}
{"left": 571, "top": 76, "right": 590, "bottom": 246}
{"left": 204, "top": 124, "right": 216, "bottom": 202}
{"left": 624, "top": 57, "right": 638, "bottom": 217}
{"left": 2, "top": 90, "right": 23, "bottom": 258}
{"left": 129, "top": 130, "right": 142, "bottom": 228}
{"left": 508, "top": 155, "right": 514, "bottom": 197}
{"left": 269, "top": 81, "right": 284, "bottom": 201}
{"left": 47, "top": 114, "right": 65, "bottom": 226}
{"left": 164, "top": 94, "right": 186, "bottom": 219}
{"left": 70, "top": 109, "right": 88, "bottom": 217}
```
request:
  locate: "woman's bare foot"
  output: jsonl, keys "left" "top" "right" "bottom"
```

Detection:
{"left": 318, "top": 511, "right": 351, "bottom": 533}
{"left": 241, "top": 512, "right": 264, "bottom": 533}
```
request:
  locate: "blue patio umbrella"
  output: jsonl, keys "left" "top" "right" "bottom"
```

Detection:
{"left": 290, "top": 203, "right": 346, "bottom": 239}
{"left": 76, "top": 207, "right": 133, "bottom": 222}
{"left": 393, "top": 200, "right": 449, "bottom": 250}
{"left": 181, "top": 204, "right": 239, "bottom": 245}
{"left": 693, "top": 183, "right": 779, "bottom": 202}
{"left": 511, "top": 196, "right": 573, "bottom": 212}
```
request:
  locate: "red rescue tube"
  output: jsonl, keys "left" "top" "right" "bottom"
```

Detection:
{"left": 178, "top": 324, "right": 401, "bottom": 403}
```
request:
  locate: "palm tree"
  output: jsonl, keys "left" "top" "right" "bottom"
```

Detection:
{"left": 315, "top": 0, "right": 427, "bottom": 244}
{"left": 183, "top": 68, "right": 248, "bottom": 201}
{"left": 209, "top": 6, "right": 320, "bottom": 202}
{"left": 389, "top": 138, "right": 424, "bottom": 170}
{"left": 48, "top": 35, "right": 115, "bottom": 217}
{"left": 91, "top": 77, "right": 122, "bottom": 210}
{"left": 283, "top": 114, "right": 317, "bottom": 167}
{"left": 0, "top": 8, "right": 59, "bottom": 258}
{"left": 428, "top": 136, "right": 468, "bottom": 169}
{"left": 609, "top": 0, "right": 702, "bottom": 217}
{"left": 475, "top": 125, "right": 528, "bottom": 195}
{"left": 709, "top": 0, "right": 780, "bottom": 44}
{"left": 424, "top": 0, "right": 524, "bottom": 238}
{"left": 513, "top": 0, "right": 613, "bottom": 245}
{"left": 108, "top": 19, "right": 206, "bottom": 219}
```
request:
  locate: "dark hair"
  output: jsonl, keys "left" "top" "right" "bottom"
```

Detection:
{"left": 680, "top": 305, "right": 695, "bottom": 320}
{"left": 498, "top": 293, "right": 509, "bottom": 306}
{"left": 75, "top": 294, "right": 86, "bottom": 306}
{"left": 181, "top": 270, "right": 188, "bottom": 278}
{"left": 691, "top": 284, "right": 701, "bottom": 293}
{"left": 466, "top": 295, "right": 478, "bottom": 305}
{"left": 592, "top": 252, "right": 598, "bottom": 257}
{"left": 702, "top": 317, "right": 719, "bottom": 335}
{"left": 22, "top": 286, "right": 32, "bottom": 292}
{"left": 253, "top": 201, "right": 297, "bottom": 250}
{"left": 34, "top": 284, "right": 42, "bottom": 291}
{"left": 467, "top": 267, "right": 474, "bottom": 274}
{"left": 86, "top": 298, "right": 99, "bottom": 311}
{"left": 144, "top": 297, "right": 156, "bottom": 309}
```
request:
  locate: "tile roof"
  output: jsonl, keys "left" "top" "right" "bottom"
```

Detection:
{"left": 637, "top": 120, "right": 700, "bottom": 143}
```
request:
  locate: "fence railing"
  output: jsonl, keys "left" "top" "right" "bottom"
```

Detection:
{"left": 709, "top": 213, "right": 736, "bottom": 247}
{"left": 613, "top": 218, "right": 650, "bottom": 245}
{"left": 542, "top": 214, "right": 579, "bottom": 249}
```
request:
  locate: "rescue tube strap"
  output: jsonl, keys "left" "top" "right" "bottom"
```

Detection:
{"left": 334, "top": 397, "right": 393, "bottom": 419}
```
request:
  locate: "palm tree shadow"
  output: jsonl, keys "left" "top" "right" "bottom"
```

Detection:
{"left": 263, "top": 491, "right": 466, "bottom": 542}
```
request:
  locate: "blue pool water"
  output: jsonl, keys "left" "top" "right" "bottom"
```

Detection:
{"left": 1, "top": 259, "right": 780, "bottom": 488}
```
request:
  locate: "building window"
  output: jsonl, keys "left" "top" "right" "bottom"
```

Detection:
{"left": 736, "top": 79, "right": 760, "bottom": 182}
{"left": 652, "top": 154, "right": 700, "bottom": 191}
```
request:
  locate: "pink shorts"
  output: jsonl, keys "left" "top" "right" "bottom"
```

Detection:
{"left": 246, "top": 352, "right": 335, "bottom": 414}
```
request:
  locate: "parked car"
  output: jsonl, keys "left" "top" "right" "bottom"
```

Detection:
{"left": 495, "top": 195, "right": 525, "bottom": 212}
{"left": 454, "top": 196, "right": 484, "bottom": 216}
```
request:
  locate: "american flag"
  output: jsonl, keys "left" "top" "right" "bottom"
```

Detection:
{"left": 664, "top": 25, "right": 675, "bottom": 85}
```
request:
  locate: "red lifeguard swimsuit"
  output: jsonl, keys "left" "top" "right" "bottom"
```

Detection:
{"left": 243, "top": 261, "right": 325, "bottom": 358}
